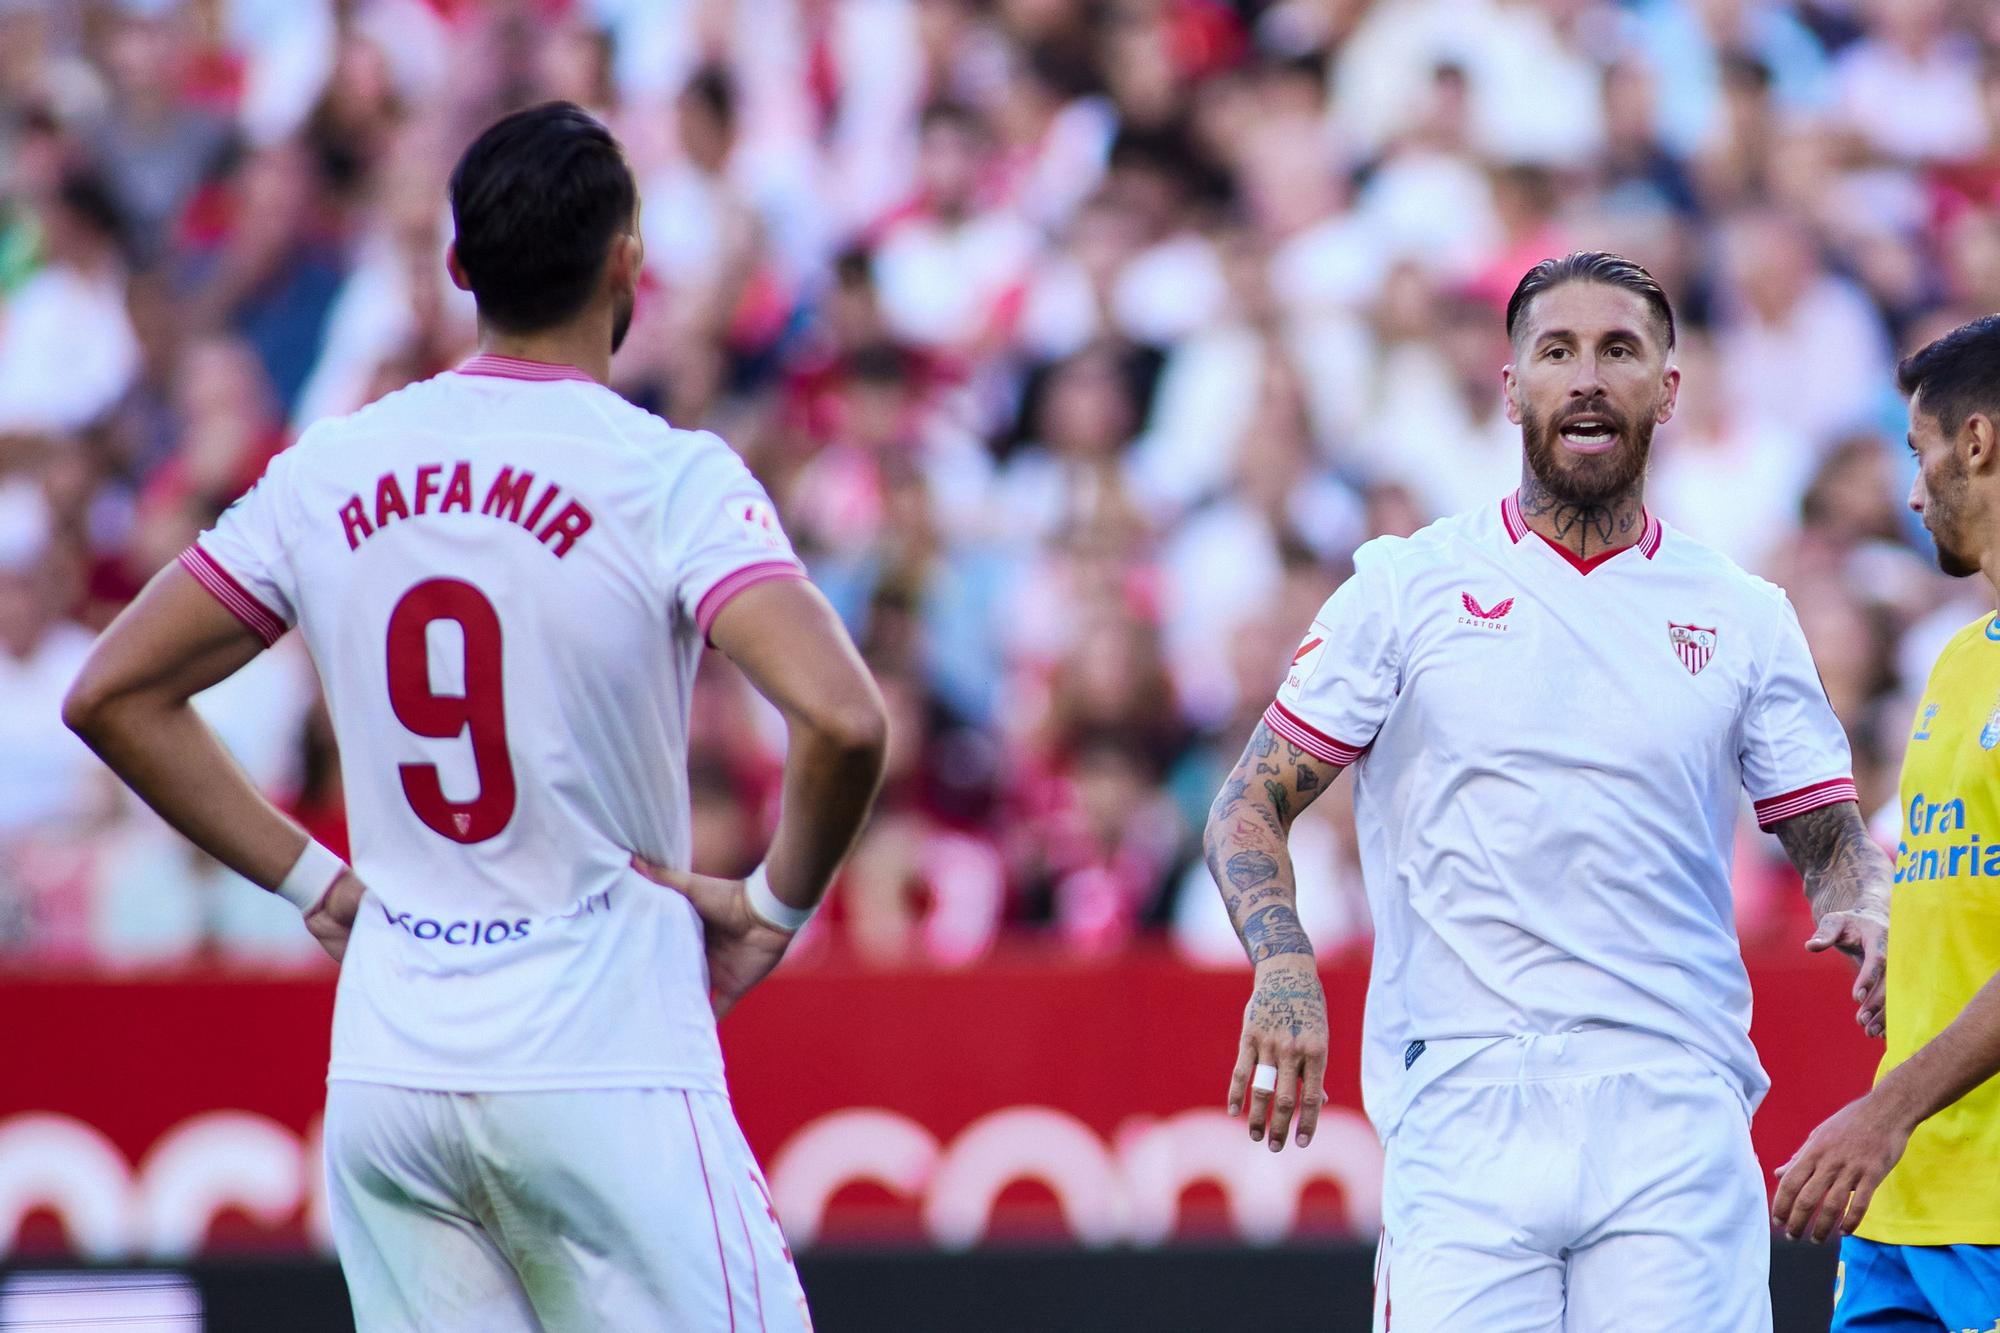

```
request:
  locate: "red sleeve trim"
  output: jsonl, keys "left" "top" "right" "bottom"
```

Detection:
{"left": 178, "top": 544, "right": 287, "bottom": 647}
{"left": 1262, "top": 700, "right": 1368, "bottom": 768}
{"left": 1753, "top": 777, "right": 1858, "bottom": 830}
{"left": 695, "top": 560, "right": 808, "bottom": 638}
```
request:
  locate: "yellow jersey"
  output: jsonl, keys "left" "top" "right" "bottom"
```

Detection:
{"left": 1858, "top": 612, "right": 2000, "bottom": 1245}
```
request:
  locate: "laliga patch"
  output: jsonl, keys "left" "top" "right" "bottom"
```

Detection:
{"left": 731, "top": 496, "right": 787, "bottom": 551}
{"left": 1283, "top": 624, "right": 1331, "bottom": 698}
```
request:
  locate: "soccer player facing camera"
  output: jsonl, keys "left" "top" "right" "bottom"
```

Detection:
{"left": 1205, "top": 252, "right": 1892, "bottom": 1330}
{"left": 66, "top": 102, "right": 885, "bottom": 1330}
{"left": 1777, "top": 314, "right": 2000, "bottom": 1331}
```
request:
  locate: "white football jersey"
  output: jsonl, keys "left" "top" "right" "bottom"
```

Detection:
{"left": 1266, "top": 493, "right": 1854, "bottom": 1136}
{"left": 183, "top": 355, "right": 805, "bottom": 1091}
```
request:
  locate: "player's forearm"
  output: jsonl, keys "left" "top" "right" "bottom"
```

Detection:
{"left": 65, "top": 692, "right": 312, "bottom": 891}
{"left": 1204, "top": 779, "right": 1312, "bottom": 964}
{"left": 1204, "top": 720, "right": 1343, "bottom": 964}
{"left": 1774, "top": 801, "right": 1893, "bottom": 920}
{"left": 1870, "top": 970, "right": 2000, "bottom": 1133}
{"left": 761, "top": 703, "right": 888, "bottom": 911}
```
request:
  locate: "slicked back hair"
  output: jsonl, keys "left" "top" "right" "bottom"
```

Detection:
{"left": 1899, "top": 314, "right": 2000, "bottom": 436}
{"left": 1505, "top": 251, "right": 1677, "bottom": 351}
{"left": 449, "top": 101, "right": 637, "bottom": 334}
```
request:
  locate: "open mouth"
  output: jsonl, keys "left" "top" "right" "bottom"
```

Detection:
{"left": 1557, "top": 414, "right": 1621, "bottom": 454}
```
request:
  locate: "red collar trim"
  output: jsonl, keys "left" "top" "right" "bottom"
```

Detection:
{"left": 1501, "top": 492, "right": 1663, "bottom": 572}
{"left": 454, "top": 353, "right": 594, "bottom": 383}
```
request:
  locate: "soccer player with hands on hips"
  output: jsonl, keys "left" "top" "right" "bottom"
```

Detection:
{"left": 1775, "top": 315, "right": 2000, "bottom": 1330}
{"left": 65, "top": 102, "right": 886, "bottom": 1331}
{"left": 1205, "top": 252, "right": 1892, "bottom": 1331}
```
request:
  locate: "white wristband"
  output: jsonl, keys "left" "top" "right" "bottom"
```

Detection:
{"left": 276, "top": 839, "right": 346, "bottom": 914}
{"left": 743, "top": 863, "right": 814, "bottom": 933}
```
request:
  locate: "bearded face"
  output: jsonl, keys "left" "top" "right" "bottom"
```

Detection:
{"left": 1521, "top": 390, "right": 1657, "bottom": 507}
{"left": 1503, "top": 281, "right": 1678, "bottom": 509}
{"left": 1908, "top": 397, "right": 1981, "bottom": 578}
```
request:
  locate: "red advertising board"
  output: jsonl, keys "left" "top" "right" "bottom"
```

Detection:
{"left": 0, "top": 946, "right": 1880, "bottom": 1258}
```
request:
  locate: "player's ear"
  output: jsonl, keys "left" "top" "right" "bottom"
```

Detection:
{"left": 607, "top": 230, "right": 642, "bottom": 294}
{"left": 1501, "top": 364, "right": 1523, "bottom": 426}
{"left": 1963, "top": 412, "right": 1998, "bottom": 476}
{"left": 445, "top": 242, "right": 472, "bottom": 293}
{"left": 1656, "top": 363, "right": 1681, "bottom": 425}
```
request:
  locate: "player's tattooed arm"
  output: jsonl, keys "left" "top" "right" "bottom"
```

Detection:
{"left": 1516, "top": 476, "right": 1644, "bottom": 559}
{"left": 1202, "top": 721, "right": 1344, "bottom": 964}
{"left": 1210, "top": 720, "right": 1343, "bottom": 1150}
{"left": 1773, "top": 800, "right": 1893, "bottom": 1037}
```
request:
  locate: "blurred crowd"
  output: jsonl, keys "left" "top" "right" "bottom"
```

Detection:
{"left": 2, "top": 0, "right": 1995, "bottom": 968}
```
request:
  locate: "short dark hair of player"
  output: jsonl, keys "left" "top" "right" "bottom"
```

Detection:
{"left": 1897, "top": 314, "right": 2000, "bottom": 434}
{"left": 448, "top": 101, "right": 637, "bottom": 334}
{"left": 1505, "top": 251, "right": 1677, "bottom": 351}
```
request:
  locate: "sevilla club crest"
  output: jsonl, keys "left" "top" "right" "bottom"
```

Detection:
{"left": 1668, "top": 623, "right": 1717, "bottom": 675}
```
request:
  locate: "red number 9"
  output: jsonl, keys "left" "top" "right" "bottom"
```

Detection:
{"left": 385, "top": 578, "right": 516, "bottom": 843}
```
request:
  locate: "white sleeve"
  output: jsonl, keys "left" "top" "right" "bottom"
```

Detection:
{"left": 1740, "top": 594, "right": 1857, "bottom": 830}
{"left": 179, "top": 448, "right": 300, "bottom": 647}
{"left": 1262, "top": 540, "right": 1401, "bottom": 765}
{"left": 664, "top": 432, "right": 808, "bottom": 639}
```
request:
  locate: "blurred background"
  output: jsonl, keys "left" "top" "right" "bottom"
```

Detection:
{"left": 1, "top": 0, "right": 1994, "bottom": 1328}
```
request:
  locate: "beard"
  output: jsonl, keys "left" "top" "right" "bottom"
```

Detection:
{"left": 1521, "top": 395, "right": 1655, "bottom": 508}
{"left": 1926, "top": 456, "right": 1980, "bottom": 577}
{"left": 610, "top": 286, "right": 635, "bottom": 355}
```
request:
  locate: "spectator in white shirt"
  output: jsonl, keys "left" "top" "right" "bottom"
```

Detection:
{"left": 0, "top": 174, "right": 140, "bottom": 435}
{"left": 1714, "top": 207, "right": 1894, "bottom": 452}
{"left": 1833, "top": 0, "right": 1988, "bottom": 163}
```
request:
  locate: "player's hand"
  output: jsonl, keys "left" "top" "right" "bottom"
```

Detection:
{"left": 303, "top": 869, "right": 366, "bottom": 963}
{"left": 1807, "top": 907, "right": 1888, "bottom": 1038}
{"left": 1771, "top": 1092, "right": 1912, "bottom": 1242}
{"left": 629, "top": 856, "right": 794, "bottom": 1019}
{"left": 1227, "top": 954, "right": 1328, "bottom": 1152}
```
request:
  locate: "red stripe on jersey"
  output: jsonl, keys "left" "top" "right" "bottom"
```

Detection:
{"left": 1262, "top": 701, "right": 1367, "bottom": 767}
{"left": 696, "top": 561, "right": 809, "bottom": 638}
{"left": 1753, "top": 778, "right": 1859, "bottom": 830}
{"left": 1504, "top": 492, "right": 1664, "bottom": 565}
{"left": 453, "top": 353, "right": 594, "bottom": 383}
{"left": 683, "top": 1092, "right": 738, "bottom": 1332}
{"left": 178, "top": 544, "right": 287, "bottom": 646}
{"left": 734, "top": 1175, "right": 767, "bottom": 1332}
{"left": 1638, "top": 510, "right": 1663, "bottom": 559}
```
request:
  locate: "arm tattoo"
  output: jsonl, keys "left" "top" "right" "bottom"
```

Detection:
{"left": 1245, "top": 955, "right": 1328, "bottom": 1039}
{"left": 1516, "top": 476, "right": 1644, "bottom": 559}
{"left": 1772, "top": 801, "right": 1892, "bottom": 918}
{"left": 1225, "top": 850, "right": 1279, "bottom": 890}
{"left": 1242, "top": 903, "right": 1314, "bottom": 963}
{"left": 1203, "top": 721, "right": 1345, "bottom": 966}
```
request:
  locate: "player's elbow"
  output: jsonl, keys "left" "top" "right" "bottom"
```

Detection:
{"left": 805, "top": 679, "right": 890, "bottom": 773}
{"left": 61, "top": 661, "right": 122, "bottom": 747}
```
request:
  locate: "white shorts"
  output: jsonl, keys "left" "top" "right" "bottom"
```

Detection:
{"left": 324, "top": 1083, "right": 811, "bottom": 1333}
{"left": 1373, "top": 1027, "right": 1770, "bottom": 1333}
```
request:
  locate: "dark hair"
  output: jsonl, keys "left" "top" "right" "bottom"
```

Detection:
{"left": 1505, "top": 251, "right": 1676, "bottom": 350}
{"left": 682, "top": 63, "right": 736, "bottom": 125}
{"left": 448, "top": 101, "right": 636, "bottom": 333}
{"left": 57, "top": 171, "right": 128, "bottom": 254}
{"left": 1897, "top": 314, "right": 2000, "bottom": 435}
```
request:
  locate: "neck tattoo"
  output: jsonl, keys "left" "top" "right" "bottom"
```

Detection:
{"left": 1516, "top": 477, "right": 1646, "bottom": 560}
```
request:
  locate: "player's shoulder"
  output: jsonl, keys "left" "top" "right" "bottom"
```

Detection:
{"left": 544, "top": 383, "right": 746, "bottom": 483}
{"left": 1937, "top": 612, "right": 2000, "bottom": 663}
{"left": 1652, "top": 517, "right": 1789, "bottom": 605}
{"left": 1351, "top": 502, "right": 1500, "bottom": 578}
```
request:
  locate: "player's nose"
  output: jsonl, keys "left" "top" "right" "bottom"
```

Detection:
{"left": 1906, "top": 470, "right": 1924, "bottom": 514}
{"left": 1567, "top": 359, "right": 1607, "bottom": 399}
